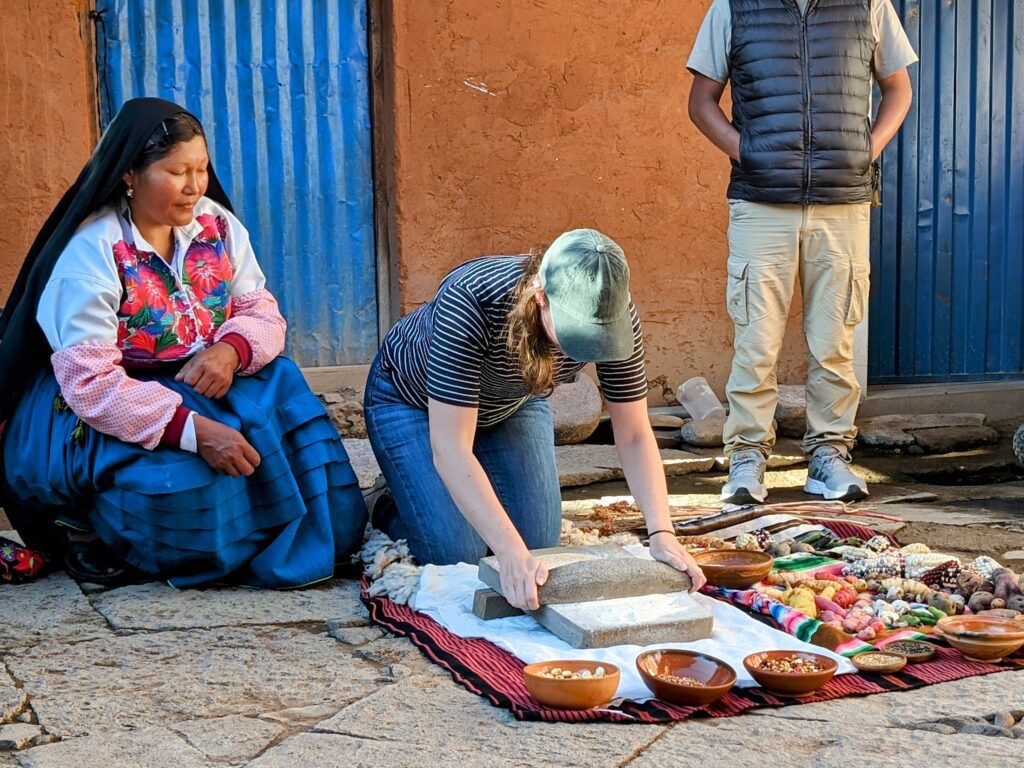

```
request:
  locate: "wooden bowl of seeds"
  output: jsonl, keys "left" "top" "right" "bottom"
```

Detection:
{"left": 880, "top": 639, "right": 937, "bottom": 663}
{"left": 522, "top": 660, "right": 620, "bottom": 710}
{"left": 742, "top": 651, "right": 838, "bottom": 697}
{"left": 636, "top": 649, "right": 737, "bottom": 706}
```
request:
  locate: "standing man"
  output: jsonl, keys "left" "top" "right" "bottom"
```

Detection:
{"left": 687, "top": 0, "right": 916, "bottom": 503}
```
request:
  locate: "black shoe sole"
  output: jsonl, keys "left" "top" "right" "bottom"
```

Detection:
{"left": 720, "top": 489, "right": 766, "bottom": 506}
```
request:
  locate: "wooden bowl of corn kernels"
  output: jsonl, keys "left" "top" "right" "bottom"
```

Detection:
{"left": 522, "top": 660, "right": 620, "bottom": 709}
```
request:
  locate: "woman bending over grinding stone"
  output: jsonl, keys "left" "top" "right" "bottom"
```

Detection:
{"left": 0, "top": 98, "right": 367, "bottom": 587}
{"left": 364, "top": 229, "right": 707, "bottom": 609}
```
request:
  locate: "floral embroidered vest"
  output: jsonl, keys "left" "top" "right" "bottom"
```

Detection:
{"left": 113, "top": 213, "right": 234, "bottom": 364}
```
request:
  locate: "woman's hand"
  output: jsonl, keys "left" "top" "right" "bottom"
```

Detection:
{"left": 648, "top": 532, "right": 707, "bottom": 592}
{"left": 193, "top": 414, "right": 261, "bottom": 477}
{"left": 175, "top": 342, "right": 239, "bottom": 399}
{"left": 497, "top": 549, "right": 549, "bottom": 611}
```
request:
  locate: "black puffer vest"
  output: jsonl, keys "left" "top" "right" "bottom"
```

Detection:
{"left": 728, "top": 0, "right": 874, "bottom": 204}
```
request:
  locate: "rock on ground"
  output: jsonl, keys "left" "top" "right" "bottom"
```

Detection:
{"left": 91, "top": 579, "right": 366, "bottom": 631}
{"left": 6, "top": 627, "right": 383, "bottom": 738}
{"left": 774, "top": 385, "right": 806, "bottom": 438}
{"left": 341, "top": 439, "right": 382, "bottom": 490}
{"left": 320, "top": 389, "right": 367, "bottom": 439}
{"left": 550, "top": 374, "right": 602, "bottom": 445}
{"left": 910, "top": 425, "right": 1000, "bottom": 454}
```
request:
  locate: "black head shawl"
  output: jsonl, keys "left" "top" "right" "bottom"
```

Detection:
{"left": 0, "top": 97, "right": 232, "bottom": 419}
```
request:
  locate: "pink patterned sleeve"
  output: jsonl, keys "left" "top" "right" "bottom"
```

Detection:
{"left": 51, "top": 345, "right": 189, "bottom": 450}
{"left": 213, "top": 288, "right": 287, "bottom": 375}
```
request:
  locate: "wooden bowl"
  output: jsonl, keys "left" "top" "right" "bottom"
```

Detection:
{"left": 693, "top": 550, "right": 774, "bottom": 589}
{"left": 935, "top": 616, "right": 1024, "bottom": 663}
{"left": 742, "top": 651, "right": 838, "bottom": 697}
{"left": 523, "top": 660, "right": 620, "bottom": 710}
{"left": 851, "top": 651, "right": 907, "bottom": 675}
{"left": 879, "top": 639, "right": 936, "bottom": 663}
{"left": 635, "top": 649, "right": 737, "bottom": 707}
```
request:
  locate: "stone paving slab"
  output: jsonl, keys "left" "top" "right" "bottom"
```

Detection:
{"left": 291, "top": 674, "right": 662, "bottom": 768}
{"left": 168, "top": 715, "right": 285, "bottom": 764}
{"left": 630, "top": 715, "right": 1023, "bottom": 768}
{"left": 0, "top": 573, "right": 112, "bottom": 652}
{"left": 5, "top": 627, "right": 383, "bottom": 738}
{"left": 16, "top": 726, "right": 218, "bottom": 768}
{"left": 91, "top": 579, "right": 368, "bottom": 631}
{"left": 744, "top": 669, "right": 1024, "bottom": 729}
{"left": 342, "top": 438, "right": 382, "bottom": 490}
{"left": 556, "top": 445, "right": 715, "bottom": 487}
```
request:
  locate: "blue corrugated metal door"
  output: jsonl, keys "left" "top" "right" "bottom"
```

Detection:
{"left": 93, "top": 0, "right": 378, "bottom": 366}
{"left": 869, "top": 0, "right": 1024, "bottom": 384}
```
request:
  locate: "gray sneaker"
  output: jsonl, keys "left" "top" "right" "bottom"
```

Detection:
{"left": 804, "top": 446, "right": 869, "bottom": 501}
{"left": 721, "top": 449, "right": 768, "bottom": 504}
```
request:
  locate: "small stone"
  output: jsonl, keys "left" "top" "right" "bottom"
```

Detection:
{"left": 0, "top": 723, "right": 43, "bottom": 750}
{"left": 321, "top": 392, "right": 344, "bottom": 404}
{"left": 385, "top": 664, "right": 413, "bottom": 679}
{"left": 649, "top": 414, "right": 685, "bottom": 429}
{"left": 550, "top": 374, "right": 603, "bottom": 445}
{"left": 652, "top": 428, "right": 682, "bottom": 449}
{"left": 993, "top": 712, "right": 1016, "bottom": 730}
{"left": 909, "top": 723, "right": 956, "bottom": 735}
{"left": 1011, "top": 725, "right": 1024, "bottom": 739}
{"left": 907, "top": 444, "right": 925, "bottom": 455}
{"left": 14, "top": 712, "right": 32, "bottom": 724}
{"left": 680, "top": 413, "right": 726, "bottom": 447}
{"left": 326, "top": 623, "right": 384, "bottom": 645}
{"left": 959, "top": 722, "right": 1004, "bottom": 737}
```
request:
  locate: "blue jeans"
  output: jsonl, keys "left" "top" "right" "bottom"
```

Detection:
{"left": 363, "top": 356, "right": 562, "bottom": 565}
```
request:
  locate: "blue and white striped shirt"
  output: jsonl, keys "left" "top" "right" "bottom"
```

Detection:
{"left": 379, "top": 255, "right": 648, "bottom": 427}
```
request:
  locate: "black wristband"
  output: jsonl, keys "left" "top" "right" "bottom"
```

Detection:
{"left": 647, "top": 529, "right": 676, "bottom": 538}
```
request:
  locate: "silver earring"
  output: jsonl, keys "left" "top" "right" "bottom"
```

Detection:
{"left": 126, "top": 187, "right": 134, "bottom": 199}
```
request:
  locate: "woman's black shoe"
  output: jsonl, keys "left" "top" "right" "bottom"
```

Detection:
{"left": 63, "top": 537, "right": 143, "bottom": 586}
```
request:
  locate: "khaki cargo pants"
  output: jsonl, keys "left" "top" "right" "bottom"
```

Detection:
{"left": 723, "top": 199, "right": 870, "bottom": 457}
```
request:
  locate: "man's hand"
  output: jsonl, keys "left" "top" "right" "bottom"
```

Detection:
{"left": 175, "top": 342, "right": 239, "bottom": 399}
{"left": 193, "top": 414, "right": 261, "bottom": 477}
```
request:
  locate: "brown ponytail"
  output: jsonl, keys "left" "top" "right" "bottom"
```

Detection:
{"left": 506, "top": 247, "right": 555, "bottom": 396}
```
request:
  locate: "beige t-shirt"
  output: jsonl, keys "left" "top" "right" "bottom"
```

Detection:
{"left": 687, "top": 0, "right": 919, "bottom": 85}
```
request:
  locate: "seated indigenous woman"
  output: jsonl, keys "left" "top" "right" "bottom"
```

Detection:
{"left": 0, "top": 98, "right": 367, "bottom": 588}
{"left": 365, "top": 229, "right": 707, "bottom": 610}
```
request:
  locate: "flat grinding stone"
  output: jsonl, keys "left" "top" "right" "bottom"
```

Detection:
{"left": 477, "top": 546, "right": 692, "bottom": 605}
{"left": 533, "top": 592, "right": 714, "bottom": 649}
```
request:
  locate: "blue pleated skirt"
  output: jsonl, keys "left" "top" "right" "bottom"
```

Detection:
{"left": 1, "top": 357, "right": 367, "bottom": 588}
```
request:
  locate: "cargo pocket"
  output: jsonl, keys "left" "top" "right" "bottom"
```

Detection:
{"left": 726, "top": 260, "right": 749, "bottom": 327}
{"left": 845, "top": 264, "right": 870, "bottom": 326}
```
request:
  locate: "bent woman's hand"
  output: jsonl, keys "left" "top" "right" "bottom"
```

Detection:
{"left": 175, "top": 342, "right": 239, "bottom": 399}
{"left": 193, "top": 414, "right": 261, "bottom": 477}
{"left": 648, "top": 532, "right": 707, "bottom": 592}
{"left": 497, "top": 549, "right": 549, "bottom": 611}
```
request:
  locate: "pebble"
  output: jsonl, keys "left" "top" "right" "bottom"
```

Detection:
{"left": 1011, "top": 725, "right": 1024, "bottom": 739}
{"left": 993, "top": 711, "right": 1016, "bottom": 730}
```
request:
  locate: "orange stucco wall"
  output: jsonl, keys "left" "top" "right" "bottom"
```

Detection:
{"left": 0, "top": 1, "right": 96, "bottom": 305}
{"left": 382, "top": 0, "right": 806, "bottom": 401}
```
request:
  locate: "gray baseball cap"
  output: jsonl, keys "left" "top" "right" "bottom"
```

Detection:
{"left": 538, "top": 229, "right": 634, "bottom": 363}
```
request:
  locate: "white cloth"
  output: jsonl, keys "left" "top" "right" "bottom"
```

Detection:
{"left": 687, "top": 0, "right": 919, "bottom": 84}
{"left": 36, "top": 196, "right": 267, "bottom": 352}
{"left": 411, "top": 545, "right": 855, "bottom": 704}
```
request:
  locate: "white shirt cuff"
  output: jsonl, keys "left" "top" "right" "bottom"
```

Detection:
{"left": 180, "top": 411, "right": 198, "bottom": 453}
